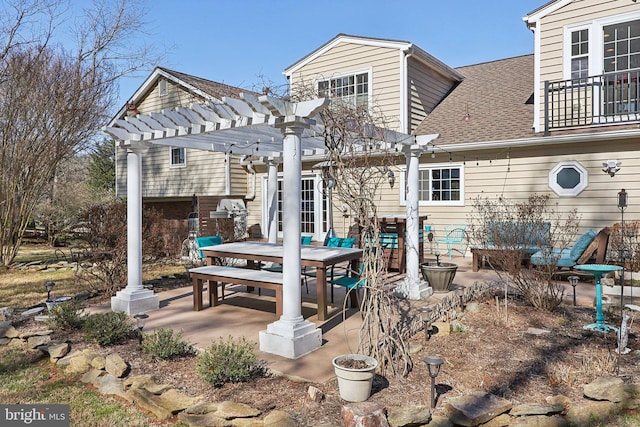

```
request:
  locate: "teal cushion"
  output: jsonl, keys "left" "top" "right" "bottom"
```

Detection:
{"left": 569, "top": 229, "right": 597, "bottom": 261}
{"left": 326, "top": 237, "right": 343, "bottom": 247}
{"left": 195, "top": 235, "right": 223, "bottom": 259}
{"left": 340, "top": 238, "right": 355, "bottom": 248}
{"left": 301, "top": 235, "right": 313, "bottom": 245}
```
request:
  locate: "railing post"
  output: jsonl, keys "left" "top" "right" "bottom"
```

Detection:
{"left": 544, "top": 80, "right": 550, "bottom": 136}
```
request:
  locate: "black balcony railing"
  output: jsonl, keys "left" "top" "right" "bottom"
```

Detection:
{"left": 544, "top": 69, "right": 640, "bottom": 135}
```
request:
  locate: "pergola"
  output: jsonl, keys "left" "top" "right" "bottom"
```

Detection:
{"left": 104, "top": 93, "right": 438, "bottom": 359}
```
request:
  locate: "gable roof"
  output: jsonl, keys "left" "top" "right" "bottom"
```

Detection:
{"left": 414, "top": 55, "right": 535, "bottom": 144}
{"left": 523, "top": 0, "right": 570, "bottom": 27}
{"left": 158, "top": 67, "right": 247, "bottom": 101}
{"left": 110, "top": 67, "right": 250, "bottom": 124}
{"left": 284, "top": 33, "right": 463, "bottom": 82}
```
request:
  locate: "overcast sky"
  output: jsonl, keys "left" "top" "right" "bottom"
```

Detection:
{"left": 114, "top": 0, "right": 544, "bottom": 110}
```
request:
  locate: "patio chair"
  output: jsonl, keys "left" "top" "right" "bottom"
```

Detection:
{"left": 302, "top": 237, "right": 356, "bottom": 293}
{"left": 328, "top": 261, "right": 365, "bottom": 309}
{"left": 264, "top": 234, "right": 315, "bottom": 291}
{"left": 194, "top": 235, "right": 223, "bottom": 264}
{"left": 530, "top": 228, "right": 600, "bottom": 269}
{"left": 438, "top": 224, "right": 468, "bottom": 260}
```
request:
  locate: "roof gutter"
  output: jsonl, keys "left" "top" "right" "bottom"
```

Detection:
{"left": 439, "top": 128, "right": 640, "bottom": 153}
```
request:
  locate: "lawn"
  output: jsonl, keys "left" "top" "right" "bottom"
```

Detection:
{"left": 1, "top": 244, "right": 186, "bottom": 309}
{"left": 0, "top": 347, "right": 178, "bottom": 427}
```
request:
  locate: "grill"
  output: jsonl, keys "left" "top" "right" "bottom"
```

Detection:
{"left": 210, "top": 199, "right": 249, "bottom": 240}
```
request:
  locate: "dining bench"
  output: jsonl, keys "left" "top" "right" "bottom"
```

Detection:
{"left": 189, "top": 265, "right": 283, "bottom": 317}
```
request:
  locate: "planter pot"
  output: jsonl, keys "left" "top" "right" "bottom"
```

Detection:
{"left": 45, "top": 296, "right": 72, "bottom": 311}
{"left": 420, "top": 261, "right": 458, "bottom": 293}
{"left": 332, "top": 354, "right": 378, "bottom": 402}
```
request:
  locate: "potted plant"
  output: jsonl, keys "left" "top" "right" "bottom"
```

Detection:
{"left": 332, "top": 354, "right": 378, "bottom": 402}
{"left": 420, "top": 253, "right": 458, "bottom": 293}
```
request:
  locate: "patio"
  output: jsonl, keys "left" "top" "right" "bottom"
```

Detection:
{"left": 87, "top": 255, "right": 597, "bottom": 384}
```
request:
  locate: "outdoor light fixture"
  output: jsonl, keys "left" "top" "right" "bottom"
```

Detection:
{"left": 44, "top": 281, "right": 55, "bottom": 300}
{"left": 618, "top": 188, "right": 628, "bottom": 209}
{"left": 424, "top": 355, "right": 444, "bottom": 409}
{"left": 618, "top": 189, "right": 628, "bottom": 298}
{"left": 420, "top": 307, "right": 433, "bottom": 342}
{"left": 387, "top": 170, "right": 395, "bottom": 189}
{"left": 133, "top": 313, "right": 149, "bottom": 344}
{"left": 602, "top": 160, "right": 621, "bottom": 177}
{"left": 568, "top": 276, "right": 579, "bottom": 306}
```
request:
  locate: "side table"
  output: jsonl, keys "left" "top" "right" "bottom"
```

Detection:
{"left": 574, "top": 264, "right": 622, "bottom": 333}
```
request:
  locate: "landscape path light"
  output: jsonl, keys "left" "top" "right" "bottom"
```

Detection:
{"left": 424, "top": 355, "right": 444, "bottom": 409}
{"left": 133, "top": 313, "right": 149, "bottom": 344}
{"left": 44, "top": 281, "right": 55, "bottom": 300}
{"left": 568, "top": 276, "right": 579, "bottom": 306}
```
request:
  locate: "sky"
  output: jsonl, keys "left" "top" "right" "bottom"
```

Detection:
{"left": 115, "top": 0, "right": 545, "bottom": 111}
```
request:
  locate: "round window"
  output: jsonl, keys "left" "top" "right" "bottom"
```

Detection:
{"left": 549, "top": 161, "right": 588, "bottom": 196}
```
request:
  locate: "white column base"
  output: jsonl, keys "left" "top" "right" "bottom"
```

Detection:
{"left": 395, "top": 278, "right": 433, "bottom": 300}
{"left": 259, "top": 318, "right": 321, "bottom": 359}
{"left": 111, "top": 288, "right": 159, "bottom": 315}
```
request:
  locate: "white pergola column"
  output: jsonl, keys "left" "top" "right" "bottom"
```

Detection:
{"left": 112, "top": 145, "right": 159, "bottom": 314}
{"left": 266, "top": 158, "right": 279, "bottom": 243}
{"left": 397, "top": 148, "right": 432, "bottom": 300}
{"left": 259, "top": 121, "right": 321, "bottom": 358}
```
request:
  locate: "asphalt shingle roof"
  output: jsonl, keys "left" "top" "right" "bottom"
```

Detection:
{"left": 158, "top": 66, "right": 249, "bottom": 101}
{"left": 414, "top": 55, "right": 535, "bottom": 144}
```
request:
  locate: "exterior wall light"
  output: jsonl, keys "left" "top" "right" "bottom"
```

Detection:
{"left": 602, "top": 160, "right": 621, "bottom": 177}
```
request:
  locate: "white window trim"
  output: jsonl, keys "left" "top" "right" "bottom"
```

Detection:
{"left": 260, "top": 173, "right": 326, "bottom": 241}
{"left": 314, "top": 67, "right": 373, "bottom": 109}
{"left": 563, "top": 22, "right": 593, "bottom": 80}
{"left": 169, "top": 146, "right": 186, "bottom": 168}
{"left": 548, "top": 160, "right": 588, "bottom": 197}
{"left": 399, "top": 163, "right": 465, "bottom": 207}
{"left": 563, "top": 10, "right": 640, "bottom": 79}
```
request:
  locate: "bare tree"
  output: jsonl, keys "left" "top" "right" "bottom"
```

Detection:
{"left": 467, "top": 194, "right": 580, "bottom": 312}
{"left": 0, "top": 0, "right": 160, "bottom": 267}
{"left": 316, "top": 97, "right": 412, "bottom": 377}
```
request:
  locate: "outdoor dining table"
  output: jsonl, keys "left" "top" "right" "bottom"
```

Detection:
{"left": 200, "top": 241, "right": 363, "bottom": 321}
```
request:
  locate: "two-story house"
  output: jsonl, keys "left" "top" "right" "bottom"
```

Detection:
{"left": 112, "top": 67, "right": 254, "bottom": 244}
{"left": 110, "top": 0, "right": 640, "bottom": 254}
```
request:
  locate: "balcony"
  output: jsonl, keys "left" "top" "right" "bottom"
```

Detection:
{"left": 544, "top": 70, "right": 640, "bottom": 135}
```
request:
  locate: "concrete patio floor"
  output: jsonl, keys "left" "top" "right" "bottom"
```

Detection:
{"left": 88, "top": 255, "right": 598, "bottom": 384}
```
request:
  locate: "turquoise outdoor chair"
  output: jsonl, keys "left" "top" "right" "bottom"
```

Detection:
{"left": 438, "top": 224, "right": 468, "bottom": 260}
{"left": 328, "top": 261, "right": 365, "bottom": 309}
{"left": 194, "top": 235, "right": 223, "bottom": 263}
{"left": 302, "top": 237, "right": 356, "bottom": 292}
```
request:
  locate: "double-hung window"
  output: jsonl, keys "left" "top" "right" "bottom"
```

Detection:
{"left": 317, "top": 70, "right": 370, "bottom": 107}
{"left": 170, "top": 147, "right": 186, "bottom": 168}
{"left": 571, "top": 29, "right": 589, "bottom": 80}
{"left": 400, "top": 164, "right": 464, "bottom": 206}
{"left": 565, "top": 12, "right": 640, "bottom": 118}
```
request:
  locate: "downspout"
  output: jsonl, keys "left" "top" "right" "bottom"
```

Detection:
{"left": 240, "top": 155, "right": 256, "bottom": 201}
{"left": 224, "top": 152, "right": 231, "bottom": 195}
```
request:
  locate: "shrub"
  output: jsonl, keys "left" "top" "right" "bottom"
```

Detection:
{"left": 196, "top": 336, "right": 266, "bottom": 387}
{"left": 46, "top": 299, "right": 86, "bottom": 330}
{"left": 141, "top": 328, "right": 196, "bottom": 360}
{"left": 83, "top": 311, "right": 133, "bottom": 346}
